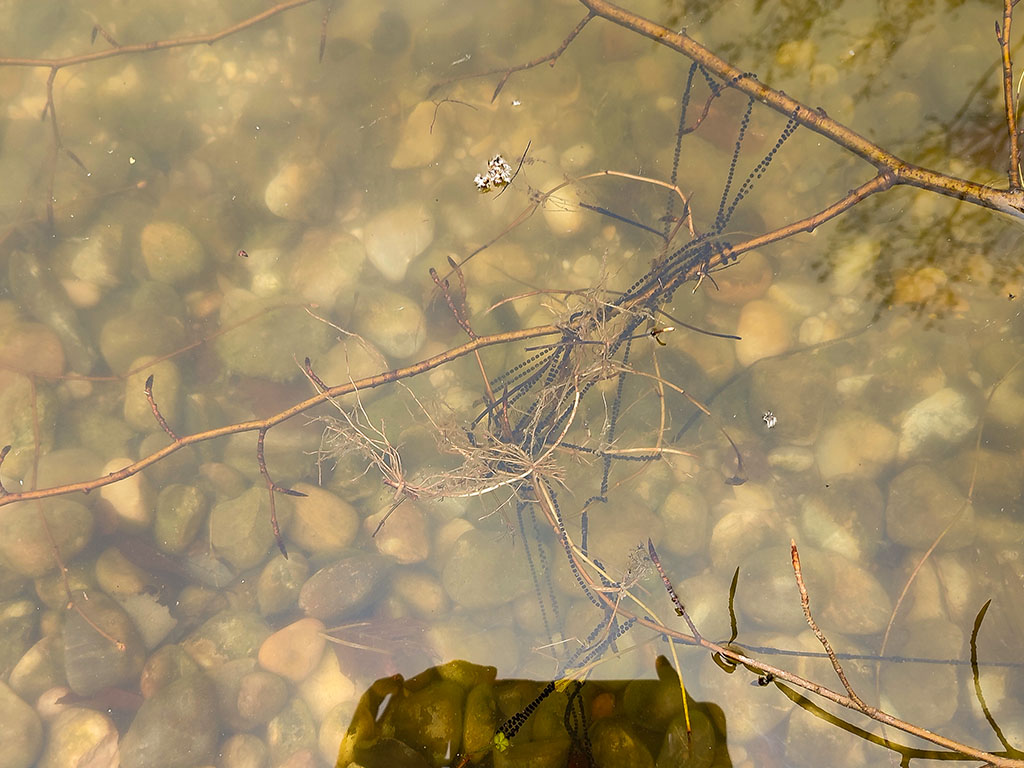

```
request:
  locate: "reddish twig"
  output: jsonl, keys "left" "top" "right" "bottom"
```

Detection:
{"left": 790, "top": 540, "right": 867, "bottom": 710}
{"left": 998, "top": 0, "right": 1023, "bottom": 190}
{"left": 143, "top": 375, "right": 179, "bottom": 442}
{"left": 256, "top": 427, "right": 307, "bottom": 559}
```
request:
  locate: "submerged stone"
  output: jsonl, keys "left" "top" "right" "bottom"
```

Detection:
{"left": 886, "top": 464, "right": 974, "bottom": 549}
{"left": 0, "top": 681, "right": 41, "bottom": 768}
{"left": 0, "top": 500, "right": 93, "bottom": 577}
{"left": 37, "top": 707, "right": 117, "bottom": 768}
{"left": 257, "top": 552, "right": 310, "bottom": 616}
{"left": 154, "top": 483, "right": 208, "bottom": 554}
{"left": 258, "top": 617, "right": 327, "bottom": 683}
{"left": 209, "top": 486, "right": 293, "bottom": 571}
{"left": 441, "top": 528, "right": 532, "bottom": 610}
{"left": 287, "top": 483, "right": 359, "bottom": 556}
{"left": 120, "top": 673, "right": 220, "bottom": 768}
{"left": 299, "top": 552, "right": 391, "bottom": 621}
{"left": 354, "top": 288, "right": 427, "bottom": 360}
{"left": 62, "top": 592, "right": 146, "bottom": 697}
{"left": 266, "top": 697, "right": 318, "bottom": 765}
{"left": 140, "top": 220, "right": 206, "bottom": 284}
{"left": 181, "top": 610, "right": 271, "bottom": 671}
{"left": 363, "top": 202, "right": 434, "bottom": 283}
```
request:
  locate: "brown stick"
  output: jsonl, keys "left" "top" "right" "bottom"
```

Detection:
{"left": 571, "top": 0, "right": 1024, "bottom": 218}
{"left": 144, "top": 375, "right": 179, "bottom": 442}
{"left": 999, "top": 0, "right": 1023, "bottom": 190}
{"left": 790, "top": 540, "right": 867, "bottom": 710}
{"left": 0, "top": 324, "right": 560, "bottom": 508}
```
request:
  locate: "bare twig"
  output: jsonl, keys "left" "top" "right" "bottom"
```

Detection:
{"left": 998, "top": 0, "right": 1023, "bottom": 190}
{"left": 143, "top": 375, "right": 179, "bottom": 442}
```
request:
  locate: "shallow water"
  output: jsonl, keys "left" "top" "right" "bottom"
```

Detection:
{"left": 0, "top": 1, "right": 1023, "bottom": 767}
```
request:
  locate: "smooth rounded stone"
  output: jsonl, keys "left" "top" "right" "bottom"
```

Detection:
{"left": 365, "top": 501, "right": 429, "bottom": 564}
{"left": 120, "top": 673, "right": 220, "bottom": 768}
{"left": 154, "top": 483, "right": 209, "bottom": 554}
{"left": 819, "top": 553, "right": 892, "bottom": 635}
{"left": 0, "top": 680, "right": 41, "bottom": 768}
{"left": 256, "top": 553, "right": 309, "bottom": 617}
{"left": 36, "top": 706, "right": 117, "bottom": 768}
{"left": 708, "top": 500, "right": 780, "bottom": 572}
{"left": 63, "top": 591, "right": 145, "bottom": 697}
{"left": 182, "top": 611, "right": 272, "bottom": 671}
{"left": 391, "top": 101, "right": 446, "bottom": 169}
{"left": 0, "top": 319, "right": 65, "bottom": 376}
{"left": 99, "top": 308, "right": 186, "bottom": 376}
{"left": 287, "top": 483, "right": 359, "bottom": 556}
{"left": 264, "top": 158, "right": 334, "bottom": 223}
{"left": 266, "top": 697, "right": 318, "bottom": 765}
{"left": 212, "top": 659, "right": 288, "bottom": 731}
{"left": 897, "top": 387, "right": 978, "bottom": 461}
{"left": 94, "top": 546, "right": 153, "bottom": 596}
{"left": 318, "top": 701, "right": 357, "bottom": 765}
{"left": 749, "top": 355, "right": 832, "bottom": 445}
{"left": 429, "top": 619, "right": 521, "bottom": 673}
{"left": 310, "top": 336, "right": 388, "bottom": 406}
{"left": 298, "top": 552, "right": 391, "bottom": 622}
{"left": 117, "top": 591, "right": 178, "bottom": 650}
{"left": 0, "top": 370, "right": 56, "bottom": 479}
{"left": 140, "top": 220, "right": 206, "bottom": 284}
{"left": 541, "top": 180, "right": 586, "bottom": 237}
{"left": 441, "top": 528, "right": 533, "bottom": 610}
{"left": 828, "top": 236, "right": 879, "bottom": 296}
{"left": 948, "top": 446, "right": 1022, "bottom": 505}
{"left": 66, "top": 223, "right": 123, "bottom": 289}
{"left": 814, "top": 411, "right": 897, "bottom": 480}
{"left": 363, "top": 203, "right": 435, "bottom": 284}
{"left": 589, "top": 718, "right": 654, "bottom": 768}
{"left": 9, "top": 635, "right": 64, "bottom": 702}
{"left": 388, "top": 678, "right": 464, "bottom": 766}
{"left": 35, "top": 448, "right": 103, "bottom": 491}
{"left": 123, "top": 357, "right": 182, "bottom": 432}
{"left": 354, "top": 288, "right": 427, "bottom": 360}
{"left": 98, "top": 458, "right": 155, "bottom": 531}
{"left": 657, "top": 486, "right": 708, "bottom": 557}
{"left": 784, "top": 705, "right": 866, "bottom": 768}
{"left": 698, "top": 648, "right": 792, "bottom": 743}
{"left": 799, "top": 476, "right": 884, "bottom": 562}
{"left": 734, "top": 299, "right": 793, "bottom": 367}
{"left": 881, "top": 618, "right": 963, "bottom": 727}
{"left": 734, "top": 546, "right": 824, "bottom": 633}
{"left": 0, "top": 499, "right": 92, "bottom": 577}
{"left": 34, "top": 563, "right": 94, "bottom": 613}
{"left": 8, "top": 250, "right": 97, "bottom": 374}
{"left": 209, "top": 487, "right": 293, "bottom": 571}
{"left": 886, "top": 464, "right": 974, "bottom": 549}
{"left": 258, "top": 618, "right": 327, "bottom": 683}
{"left": 656, "top": 709, "right": 717, "bottom": 768}
{"left": 392, "top": 569, "right": 450, "bottom": 620}
{"left": 288, "top": 229, "right": 365, "bottom": 308}
{"left": 298, "top": 649, "right": 356, "bottom": 723}
{"left": 220, "top": 733, "right": 268, "bottom": 768}
{"left": 140, "top": 644, "right": 201, "bottom": 699}
{"left": 706, "top": 251, "right": 773, "bottom": 305}
{"left": 767, "top": 445, "right": 815, "bottom": 472}
{"left": 0, "top": 600, "right": 35, "bottom": 679}
{"left": 215, "top": 289, "right": 332, "bottom": 381}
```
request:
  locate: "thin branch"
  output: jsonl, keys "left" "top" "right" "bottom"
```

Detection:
{"left": 144, "top": 375, "right": 179, "bottom": 442}
{"left": 999, "top": 0, "right": 1023, "bottom": 190}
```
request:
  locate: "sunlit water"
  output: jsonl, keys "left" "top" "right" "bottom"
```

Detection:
{"left": 0, "top": 1, "right": 1022, "bottom": 767}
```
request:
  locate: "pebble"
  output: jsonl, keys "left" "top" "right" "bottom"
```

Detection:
{"left": 9, "top": 636, "right": 64, "bottom": 703}
{"left": 441, "top": 528, "right": 532, "bottom": 610}
{"left": 0, "top": 681, "right": 41, "bottom": 768}
{"left": 264, "top": 159, "right": 335, "bottom": 223}
{"left": 267, "top": 697, "right": 318, "bottom": 766}
{"left": 391, "top": 569, "right": 450, "bottom": 620}
{"left": 749, "top": 355, "right": 831, "bottom": 445}
{"left": 0, "top": 499, "right": 92, "bottom": 577}
{"left": 117, "top": 592, "right": 177, "bottom": 650}
{"left": 257, "top": 553, "right": 310, "bottom": 617}
{"left": 99, "top": 458, "right": 155, "bottom": 531}
{"left": 363, "top": 202, "right": 435, "bottom": 283}
{"left": 390, "top": 101, "right": 446, "bottom": 169}
{"left": 287, "top": 229, "right": 365, "bottom": 308}
{"left": 94, "top": 546, "right": 153, "bottom": 596}
{"left": 212, "top": 659, "right": 288, "bottom": 731}
{"left": 209, "top": 487, "right": 292, "bottom": 571}
{"left": 829, "top": 236, "right": 878, "bottom": 296}
{"left": 154, "top": 483, "right": 208, "bottom": 554}
{"left": 541, "top": 180, "right": 586, "bottom": 237}
{"left": 354, "top": 288, "right": 427, "bottom": 360}
{"left": 734, "top": 299, "right": 792, "bottom": 367}
{"left": 98, "top": 307, "right": 185, "bottom": 376}
{"left": 886, "top": 464, "right": 974, "bottom": 549}
{"left": 299, "top": 552, "right": 391, "bottom": 621}
{"left": 140, "top": 221, "right": 206, "bottom": 284}
{"left": 820, "top": 552, "right": 892, "bottom": 635}
{"left": 258, "top": 618, "right": 327, "bottom": 683}
{"left": 287, "top": 483, "right": 359, "bottom": 556}
{"left": 140, "top": 644, "right": 200, "bottom": 699}
{"left": 0, "top": 369, "right": 57, "bottom": 479}
{"left": 37, "top": 707, "right": 118, "bottom": 768}
{"left": 896, "top": 386, "right": 978, "bottom": 461}
{"left": 220, "top": 733, "right": 269, "bottom": 768}
{"left": 62, "top": 592, "right": 145, "bottom": 697}
{"left": 119, "top": 674, "right": 220, "bottom": 768}
{"left": 365, "top": 501, "right": 430, "bottom": 564}
{"left": 734, "top": 545, "right": 822, "bottom": 633}
{"left": 181, "top": 611, "right": 271, "bottom": 671}
{"left": 814, "top": 411, "right": 896, "bottom": 480}
{"left": 215, "top": 289, "right": 332, "bottom": 382}
{"left": 881, "top": 617, "right": 962, "bottom": 727}
{"left": 799, "top": 476, "right": 884, "bottom": 561}
{"left": 0, "top": 320, "right": 65, "bottom": 377}
{"left": 298, "top": 648, "right": 356, "bottom": 723}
